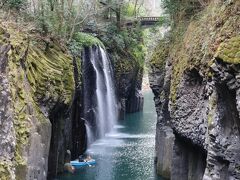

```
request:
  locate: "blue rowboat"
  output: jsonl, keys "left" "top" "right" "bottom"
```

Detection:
{"left": 70, "top": 159, "right": 96, "bottom": 167}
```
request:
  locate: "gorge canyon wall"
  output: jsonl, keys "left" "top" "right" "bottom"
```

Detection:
{"left": 149, "top": 0, "right": 240, "bottom": 179}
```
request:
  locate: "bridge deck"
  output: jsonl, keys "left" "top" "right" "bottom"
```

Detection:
{"left": 138, "top": 17, "right": 160, "bottom": 21}
{"left": 124, "top": 16, "right": 160, "bottom": 27}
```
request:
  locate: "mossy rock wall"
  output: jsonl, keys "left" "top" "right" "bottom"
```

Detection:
{"left": 149, "top": 0, "right": 240, "bottom": 179}
{"left": 112, "top": 51, "right": 144, "bottom": 116}
{"left": 168, "top": 0, "right": 240, "bottom": 103}
{"left": 0, "top": 23, "right": 74, "bottom": 180}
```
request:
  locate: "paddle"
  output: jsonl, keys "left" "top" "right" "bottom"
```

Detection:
{"left": 84, "top": 160, "right": 92, "bottom": 167}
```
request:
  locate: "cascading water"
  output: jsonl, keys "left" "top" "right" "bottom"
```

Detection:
{"left": 100, "top": 47, "right": 118, "bottom": 132}
{"left": 82, "top": 46, "right": 118, "bottom": 146}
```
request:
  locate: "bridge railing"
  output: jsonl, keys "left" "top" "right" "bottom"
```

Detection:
{"left": 138, "top": 17, "right": 160, "bottom": 21}
{"left": 124, "top": 16, "right": 161, "bottom": 27}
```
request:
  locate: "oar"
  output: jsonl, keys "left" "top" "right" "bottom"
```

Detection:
{"left": 85, "top": 161, "right": 92, "bottom": 167}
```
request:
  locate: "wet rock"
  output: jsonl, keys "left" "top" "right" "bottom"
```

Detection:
{"left": 155, "top": 125, "right": 175, "bottom": 179}
{"left": 113, "top": 54, "right": 144, "bottom": 116}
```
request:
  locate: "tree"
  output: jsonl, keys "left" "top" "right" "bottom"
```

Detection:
{"left": 1, "top": 0, "right": 27, "bottom": 11}
{"left": 99, "top": 0, "right": 144, "bottom": 30}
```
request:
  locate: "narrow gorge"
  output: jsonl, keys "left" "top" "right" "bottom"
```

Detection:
{"left": 0, "top": 0, "right": 240, "bottom": 180}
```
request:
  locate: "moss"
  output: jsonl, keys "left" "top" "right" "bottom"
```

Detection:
{"left": 1, "top": 22, "right": 75, "bottom": 177}
{"left": 0, "top": 162, "right": 12, "bottom": 180}
{"left": 74, "top": 56, "right": 82, "bottom": 87}
{"left": 168, "top": 22, "right": 190, "bottom": 103}
{"left": 112, "top": 50, "right": 140, "bottom": 85}
{"left": 75, "top": 32, "right": 103, "bottom": 47}
{"left": 15, "top": 163, "right": 27, "bottom": 180}
{"left": 215, "top": 36, "right": 240, "bottom": 64}
{"left": 149, "top": 39, "right": 169, "bottom": 70}
{"left": 25, "top": 44, "right": 74, "bottom": 105}
{"left": 162, "top": 1, "right": 240, "bottom": 103}
{"left": 8, "top": 46, "right": 31, "bottom": 168}
{"left": 115, "top": 58, "right": 134, "bottom": 73}
{"left": 207, "top": 93, "right": 217, "bottom": 127}
{"left": 0, "top": 26, "right": 5, "bottom": 35}
{"left": 70, "top": 32, "right": 104, "bottom": 53}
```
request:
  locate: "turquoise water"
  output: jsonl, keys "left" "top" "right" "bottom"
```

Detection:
{"left": 57, "top": 91, "right": 164, "bottom": 180}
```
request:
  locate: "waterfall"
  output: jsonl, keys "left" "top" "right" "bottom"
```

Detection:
{"left": 82, "top": 46, "right": 118, "bottom": 146}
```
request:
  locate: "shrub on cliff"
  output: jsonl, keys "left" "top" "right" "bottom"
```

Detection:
{"left": 69, "top": 32, "right": 104, "bottom": 55}
{"left": 1, "top": 0, "right": 27, "bottom": 11}
{"left": 162, "top": 0, "right": 207, "bottom": 24}
{"left": 101, "top": 23, "right": 146, "bottom": 69}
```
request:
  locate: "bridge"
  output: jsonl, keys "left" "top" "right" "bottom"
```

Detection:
{"left": 124, "top": 17, "right": 160, "bottom": 27}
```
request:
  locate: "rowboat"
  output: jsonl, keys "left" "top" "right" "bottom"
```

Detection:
{"left": 70, "top": 159, "right": 96, "bottom": 167}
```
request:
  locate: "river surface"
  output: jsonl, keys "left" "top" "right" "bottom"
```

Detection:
{"left": 57, "top": 91, "right": 164, "bottom": 180}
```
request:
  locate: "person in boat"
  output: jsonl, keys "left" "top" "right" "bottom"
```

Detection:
{"left": 79, "top": 153, "right": 92, "bottom": 162}
{"left": 64, "top": 150, "right": 75, "bottom": 173}
{"left": 78, "top": 154, "right": 85, "bottom": 162}
{"left": 84, "top": 155, "right": 92, "bottom": 162}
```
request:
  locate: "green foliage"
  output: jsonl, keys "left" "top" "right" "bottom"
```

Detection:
{"left": 122, "top": 3, "right": 136, "bottom": 17}
{"left": 162, "top": 0, "right": 203, "bottom": 23}
{"left": 158, "top": 0, "right": 240, "bottom": 104}
{"left": 216, "top": 36, "right": 240, "bottom": 64}
{"left": 121, "top": 26, "right": 146, "bottom": 67}
{"left": 9, "top": 0, "right": 99, "bottom": 40}
{"left": 101, "top": 23, "right": 146, "bottom": 68}
{"left": 156, "top": 16, "right": 171, "bottom": 27}
{"left": 122, "top": 2, "right": 146, "bottom": 17}
{"left": 69, "top": 32, "right": 104, "bottom": 54}
{"left": 0, "top": 162, "right": 11, "bottom": 180}
{"left": 73, "top": 32, "right": 104, "bottom": 47}
{"left": 162, "top": 0, "right": 179, "bottom": 16}
{"left": 3, "top": 0, "right": 27, "bottom": 10}
{"left": 150, "top": 39, "right": 169, "bottom": 70}
{"left": 100, "top": 24, "right": 126, "bottom": 50}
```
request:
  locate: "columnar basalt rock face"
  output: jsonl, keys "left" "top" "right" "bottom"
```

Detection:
{"left": 150, "top": 58, "right": 208, "bottom": 180}
{"left": 125, "top": 68, "right": 144, "bottom": 113}
{"left": 170, "top": 68, "right": 208, "bottom": 149}
{"left": 0, "top": 35, "right": 16, "bottom": 180}
{"left": 113, "top": 55, "right": 144, "bottom": 117}
{"left": 203, "top": 60, "right": 240, "bottom": 179}
{"left": 149, "top": 0, "right": 240, "bottom": 179}
{"left": 0, "top": 24, "right": 76, "bottom": 180}
{"left": 80, "top": 46, "right": 98, "bottom": 142}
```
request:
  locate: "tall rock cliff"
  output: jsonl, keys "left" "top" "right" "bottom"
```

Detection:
{"left": 0, "top": 23, "right": 75, "bottom": 180}
{"left": 113, "top": 52, "right": 144, "bottom": 117}
{"left": 149, "top": 0, "right": 240, "bottom": 179}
